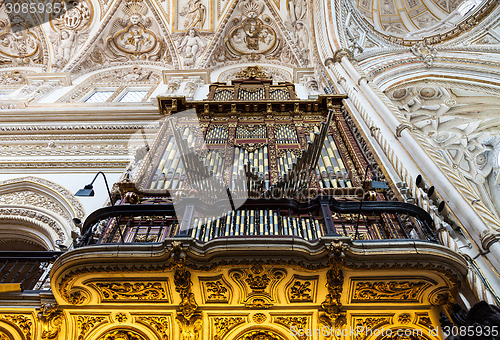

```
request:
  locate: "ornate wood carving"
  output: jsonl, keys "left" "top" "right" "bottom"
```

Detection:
{"left": 37, "top": 304, "right": 63, "bottom": 340}
{"left": 200, "top": 276, "right": 231, "bottom": 303}
{"left": 136, "top": 316, "right": 170, "bottom": 340}
{"left": 92, "top": 282, "right": 168, "bottom": 301}
{"left": 212, "top": 316, "right": 245, "bottom": 340}
{"left": 229, "top": 265, "right": 286, "bottom": 308}
{"left": 76, "top": 315, "right": 107, "bottom": 340}
{"left": 0, "top": 314, "right": 32, "bottom": 340}
{"left": 352, "top": 281, "right": 431, "bottom": 303}
{"left": 274, "top": 316, "right": 308, "bottom": 339}
{"left": 97, "top": 330, "right": 146, "bottom": 340}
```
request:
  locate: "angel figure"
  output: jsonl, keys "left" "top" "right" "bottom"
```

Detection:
{"left": 178, "top": 28, "right": 206, "bottom": 67}
{"left": 180, "top": 0, "right": 206, "bottom": 30}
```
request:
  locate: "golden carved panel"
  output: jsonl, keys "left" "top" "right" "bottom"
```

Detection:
{"left": 229, "top": 265, "right": 286, "bottom": 308}
{"left": 89, "top": 281, "right": 171, "bottom": 302}
{"left": 210, "top": 315, "right": 246, "bottom": 340}
{"left": 199, "top": 275, "right": 232, "bottom": 303}
{"left": 284, "top": 275, "right": 318, "bottom": 303}
{"left": 350, "top": 280, "right": 432, "bottom": 303}
{"left": 351, "top": 314, "right": 393, "bottom": 340}
{"left": 136, "top": 315, "right": 171, "bottom": 340}
{"left": 75, "top": 315, "right": 108, "bottom": 340}
{"left": 0, "top": 314, "right": 33, "bottom": 340}
{"left": 97, "top": 329, "right": 146, "bottom": 340}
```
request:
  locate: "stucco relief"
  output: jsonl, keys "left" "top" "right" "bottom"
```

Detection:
{"left": 73, "top": 0, "right": 176, "bottom": 73}
{"left": 49, "top": 0, "right": 92, "bottom": 69}
{"left": 388, "top": 84, "right": 500, "bottom": 219}
{"left": 205, "top": 0, "right": 299, "bottom": 68}
{"left": 0, "top": 15, "right": 43, "bottom": 65}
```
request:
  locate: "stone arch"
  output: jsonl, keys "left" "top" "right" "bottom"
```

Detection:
{"left": 0, "top": 177, "right": 85, "bottom": 250}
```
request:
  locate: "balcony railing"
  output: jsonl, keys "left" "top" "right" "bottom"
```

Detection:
{"left": 77, "top": 197, "right": 437, "bottom": 247}
{"left": 0, "top": 252, "right": 63, "bottom": 291}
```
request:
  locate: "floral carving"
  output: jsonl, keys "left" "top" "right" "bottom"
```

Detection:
{"left": 76, "top": 316, "right": 106, "bottom": 340}
{"left": 213, "top": 317, "right": 244, "bottom": 340}
{"left": 252, "top": 313, "right": 266, "bottom": 323}
{"left": 289, "top": 280, "right": 312, "bottom": 302}
{"left": 93, "top": 282, "right": 167, "bottom": 301}
{"left": 205, "top": 280, "right": 229, "bottom": 302}
{"left": 274, "top": 316, "right": 307, "bottom": 339}
{"left": 352, "top": 281, "right": 430, "bottom": 302}
{"left": 353, "top": 317, "right": 392, "bottom": 340}
{"left": 137, "top": 316, "right": 169, "bottom": 340}
{"left": 98, "top": 330, "right": 146, "bottom": 340}
{"left": 0, "top": 16, "right": 43, "bottom": 65}
{"left": 238, "top": 330, "right": 284, "bottom": 340}
{"left": 0, "top": 314, "right": 32, "bottom": 340}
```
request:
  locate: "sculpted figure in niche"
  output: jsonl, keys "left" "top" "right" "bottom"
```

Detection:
{"left": 244, "top": 18, "right": 261, "bottom": 50}
{"left": 178, "top": 27, "right": 205, "bottom": 67}
{"left": 180, "top": 0, "right": 206, "bottom": 30}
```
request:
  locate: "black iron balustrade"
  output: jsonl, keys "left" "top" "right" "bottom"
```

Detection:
{"left": 0, "top": 252, "right": 63, "bottom": 291}
{"left": 77, "top": 197, "right": 437, "bottom": 247}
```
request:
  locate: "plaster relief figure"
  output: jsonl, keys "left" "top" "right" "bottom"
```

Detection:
{"left": 50, "top": 0, "right": 91, "bottom": 69}
{"left": 178, "top": 27, "right": 206, "bottom": 67}
{"left": 180, "top": 0, "right": 206, "bottom": 30}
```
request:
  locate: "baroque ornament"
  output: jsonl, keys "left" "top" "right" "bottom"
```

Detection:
{"left": 352, "top": 281, "right": 431, "bottom": 302}
{"left": 93, "top": 282, "right": 167, "bottom": 301}
{"left": 98, "top": 330, "right": 146, "bottom": 340}
{"left": 0, "top": 315, "right": 32, "bottom": 340}
{"left": 0, "top": 15, "right": 43, "bottom": 65}
{"left": 213, "top": 317, "right": 245, "bottom": 340}
{"left": 136, "top": 316, "right": 169, "bottom": 340}
{"left": 76, "top": 316, "right": 106, "bottom": 340}
{"left": 49, "top": 0, "right": 92, "bottom": 69}
{"left": 37, "top": 304, "right": 63, "bottom": 340}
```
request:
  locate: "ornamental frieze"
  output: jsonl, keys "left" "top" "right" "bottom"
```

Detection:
{"left": 351, "top": 280, "right": 432, "bottom": 303}
{"left": 90, "top": 281, "right": 170, "bottom": 302}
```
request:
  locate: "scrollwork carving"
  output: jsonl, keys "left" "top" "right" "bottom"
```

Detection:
{"left": 76, "top": 316, "right": 106, "bottom": 340}
{"left": 213, "top": 317, "right": 245, "bottom": 340}
{"left": 352, "top": 281, "right": 431, "bottom": 302}
{"left": 93, "top": 282, "right": 167, "bottom": 301}
{"left": 136, "top": 316, "right": 170, "bottom": 340}
{"left": 0, "top": 314, "right": 32, "bottom": 340}
{"left": 97, "top": 330, "right": 146, "bottom": 340}
{"left": 37, "top": 303, "right": 63, "bottom": 340}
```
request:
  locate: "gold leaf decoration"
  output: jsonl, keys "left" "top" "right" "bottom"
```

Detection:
{"left": 274, "top": 316, "right": 308, "bottom": 340}
{"left": 0, "top": 330, "right": 12, "bottom": 340}
{"left": 352, "top": 281, "right": 431, "bottom": 302}
{"left": 252, "top": 313, "right": 266, "bottom": 323}
{"left": 205, "top": 281, "right": 229, "bottom": 302}
{"left": 213, "top": 317, "right": 244, "bottom": 340}
{"left": 97, "top": 330, "right": 146, "bottom": 340}
{"left": 137, "top": 316, "right": 169, "bottom": 340}
{"left": 76, "top": 316, "right": 106, "bottom": 340}
{"left": 289, "top": 281, "right": 312, "bottom": 302}
{"left": 93, "top": 282, "right": 167, "bottom": 301}
{"left": 0, "top": 314, "right": 32, "bottom": 340}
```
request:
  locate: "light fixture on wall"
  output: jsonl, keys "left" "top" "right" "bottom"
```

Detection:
{"left": 75, "top": 171, "right": 115, "bottom": 206}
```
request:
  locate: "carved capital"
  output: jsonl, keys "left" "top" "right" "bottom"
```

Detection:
{"left": 334, "top": 48, "right": 354, "bottom": 62}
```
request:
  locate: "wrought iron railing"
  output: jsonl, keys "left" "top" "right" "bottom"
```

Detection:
{"left": 77, "top": 197, "right": 437, "bottom": 246}
{"left": 0, "top": 252, "right": 63, "bottom": 291}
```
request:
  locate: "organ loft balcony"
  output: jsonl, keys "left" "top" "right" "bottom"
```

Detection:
{"left": 6, "top": 69, "right": 476, "bottom": 340}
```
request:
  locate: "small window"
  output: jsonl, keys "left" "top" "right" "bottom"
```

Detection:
{"left": 118, "top": 90, "right": 148, "bottom": 102}
{"left": 84, "top": 91, "right": 115, "bottom": 103}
